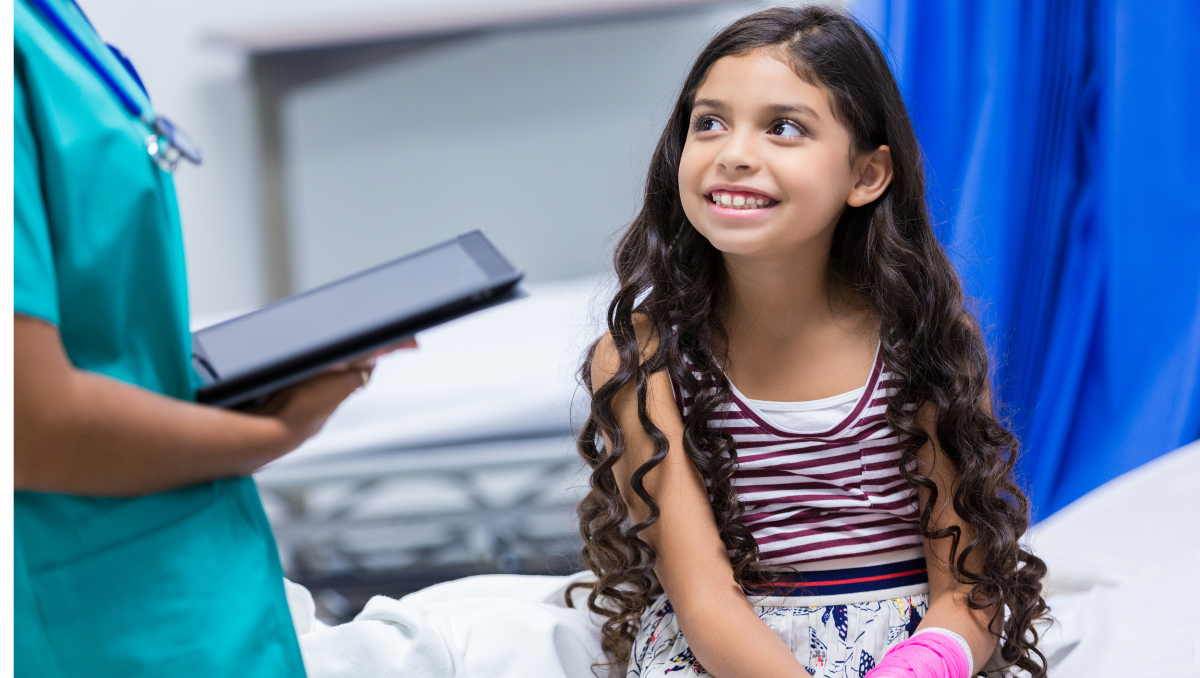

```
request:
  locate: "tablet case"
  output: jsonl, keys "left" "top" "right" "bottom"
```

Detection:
{"left": 193, "top": 231, "right": 523, "bottom": 409}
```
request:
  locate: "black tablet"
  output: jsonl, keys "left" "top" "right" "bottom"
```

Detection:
{"left": 193, "top": 231, "right": 523, "bottom": 409}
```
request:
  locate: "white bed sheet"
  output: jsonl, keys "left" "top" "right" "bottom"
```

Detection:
{"left": 289, "top": 440, "right": 1200, "bottom": 677}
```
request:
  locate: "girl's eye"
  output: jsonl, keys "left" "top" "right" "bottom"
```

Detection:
{"left": 694, "top": 117, "right": 727, "bottom": 133}
{"left": 770, "top": 120, "right": 805, "bottom": 138}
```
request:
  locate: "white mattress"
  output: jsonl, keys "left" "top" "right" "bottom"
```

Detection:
{"left": 1017, "top": 440, "right": 1200, "bottom": 676}
{"left": 270, "top": 276, "right": 610, "bottom": 465}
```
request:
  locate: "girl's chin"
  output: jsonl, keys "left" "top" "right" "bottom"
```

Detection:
{"left": 694, "top": 222, "right": 826, "bottom": 260}
{"left": 697, "top": 228, "right": 785, "bottom": 257}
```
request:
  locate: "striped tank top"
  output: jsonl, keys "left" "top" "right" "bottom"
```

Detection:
{"left": 669, "top": 345, "right": 925, "bottom": 580}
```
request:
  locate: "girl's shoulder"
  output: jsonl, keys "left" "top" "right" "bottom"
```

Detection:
{"left": 589, "top": 313, "right": 661, "bottom": 391}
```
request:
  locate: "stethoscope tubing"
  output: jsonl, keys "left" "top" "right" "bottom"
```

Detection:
{"left": 25, "top": 0, "right": 152, "bottom": 125}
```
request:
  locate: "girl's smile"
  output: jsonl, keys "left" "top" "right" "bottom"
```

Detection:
{"left": 704, "top": 184, "right": 780, "bottom": 220}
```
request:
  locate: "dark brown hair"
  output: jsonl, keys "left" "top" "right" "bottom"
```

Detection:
{"left": 568, "top": 5, "right": 1048, "bottom": 676}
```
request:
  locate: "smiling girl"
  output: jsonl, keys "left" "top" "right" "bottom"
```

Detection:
{"left": 572, "top": 7, "right": 1048, "bottom": 678}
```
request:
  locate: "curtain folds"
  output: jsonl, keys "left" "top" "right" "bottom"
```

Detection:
{"left": 853, "top": 0, "right": 1200, "bottom": 518}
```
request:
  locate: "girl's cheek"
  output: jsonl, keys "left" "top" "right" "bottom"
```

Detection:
{"left": 678, "top": 144, "right": 705, "bottom": 186}
{"left": 677, "top": 148, "right": 708, "bottom": 214}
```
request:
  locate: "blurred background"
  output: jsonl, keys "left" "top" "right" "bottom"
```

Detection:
{"left": 77, "top": 0, "right": 1199, "bottom": 622}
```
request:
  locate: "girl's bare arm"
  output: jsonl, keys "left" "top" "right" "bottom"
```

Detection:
{"left": 14, "top": 314, "right": 378, "bottom": 496}
{"left": 592, "top": 331, "right": 810, "bottom": 678}
{"left": 913, "top": 404, "right": 1001, "bottom": 672}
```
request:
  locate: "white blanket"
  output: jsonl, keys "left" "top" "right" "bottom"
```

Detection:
{"left": 287, "top": 572, "right": 605, "bottom": 678}
{"left": 288, "top": 441, "right": 1200, "bottom": 677}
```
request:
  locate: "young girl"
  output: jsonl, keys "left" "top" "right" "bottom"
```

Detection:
{"left": 571, "top": 7, "right": 1048, "bottom": 678}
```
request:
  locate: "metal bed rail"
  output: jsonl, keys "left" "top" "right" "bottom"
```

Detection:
{"left": 254, "top": 431, "right": 588, "bottom": 621}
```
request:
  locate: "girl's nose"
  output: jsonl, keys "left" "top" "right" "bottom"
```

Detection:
{"left": 715, "top": 132, "right": 759, "bottom": 173}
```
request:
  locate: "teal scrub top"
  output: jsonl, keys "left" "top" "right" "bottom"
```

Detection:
{"left": 14, "top": 2, "right": 306, "bottom": 676}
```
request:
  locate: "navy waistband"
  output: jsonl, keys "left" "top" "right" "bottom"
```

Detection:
{"left": 743, "top": 557, "right": 929, "bottom": 598}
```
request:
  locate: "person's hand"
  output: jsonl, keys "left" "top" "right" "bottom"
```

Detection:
{"left": 254, "top": 337, "right": 418, "bottom": 447}
{"left": 253, "top": 366, "right": 369, "bottom": 446}
{"left": 330, "top": 337, "right": 418, "bottom": 371}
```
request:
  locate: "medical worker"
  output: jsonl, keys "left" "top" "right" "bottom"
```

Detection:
{"left": 14, "top": 1, "right": 391, "bottom": 674}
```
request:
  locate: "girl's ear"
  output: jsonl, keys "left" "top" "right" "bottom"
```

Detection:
{"left": 847, "top": 145, "right": 894, "bottom": 207}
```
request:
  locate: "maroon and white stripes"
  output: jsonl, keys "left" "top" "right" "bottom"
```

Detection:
{"left": 671, "top": 348, "right": 923, "bottom": 568}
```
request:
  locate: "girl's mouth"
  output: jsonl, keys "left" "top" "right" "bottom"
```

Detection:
{"left": 706, "top": 190, "right": 779, "bottom": 210}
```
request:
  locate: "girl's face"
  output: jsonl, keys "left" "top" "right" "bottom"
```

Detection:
{"left": 678, "top": 48, "right": 879, "bottom": 261}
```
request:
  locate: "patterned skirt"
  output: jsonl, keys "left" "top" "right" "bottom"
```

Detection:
{"left": 628, "top": 592, "right": 929, "bottom": 678}
{"left": 626, "top": 552, "right": 990, "bottom": 678}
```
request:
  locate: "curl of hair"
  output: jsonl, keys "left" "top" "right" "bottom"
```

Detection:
{"left": 566, "top": 5, "right": 1049, "bottom": 676}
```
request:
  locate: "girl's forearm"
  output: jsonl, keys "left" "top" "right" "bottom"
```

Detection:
{"left": 671, "top": 586, "right": 811, "bottom": 678}
{"left": 914, "top": 588, "right": 997, "bottom": 673}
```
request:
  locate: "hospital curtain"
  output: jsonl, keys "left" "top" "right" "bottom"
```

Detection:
{"left": 852, "top": 0, "right": 1200, "bottom": 518}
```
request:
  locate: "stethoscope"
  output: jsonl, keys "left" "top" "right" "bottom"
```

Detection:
{"left": 27, "top": 0, "right": 202, "bottom": 173}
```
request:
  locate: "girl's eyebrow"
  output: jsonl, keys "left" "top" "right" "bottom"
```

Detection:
{"left": 764, "top": 103, "right": 821, "bottom": 120}
{"left": 692, "top": 99, "right": 820, "bottom": 121}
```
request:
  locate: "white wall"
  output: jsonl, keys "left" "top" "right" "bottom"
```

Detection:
{"left": 75, "top": 0, "right": 839, "bottom": 314}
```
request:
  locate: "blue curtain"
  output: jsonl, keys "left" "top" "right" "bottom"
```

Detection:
{"left": 853, "top": 0, "right": 1200, "bottom": 519}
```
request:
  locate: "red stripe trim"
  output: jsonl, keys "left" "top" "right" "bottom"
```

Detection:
{"left": 754, "top": 568, "right": 927, "bottom": 588}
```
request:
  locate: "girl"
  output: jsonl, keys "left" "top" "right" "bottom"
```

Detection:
{"left": 572, "top": 6, "right": 1048, "bottom": 678}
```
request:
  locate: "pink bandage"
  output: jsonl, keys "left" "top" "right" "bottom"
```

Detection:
{"left": 863, "top": 629, "right": 972, "bottom": 678}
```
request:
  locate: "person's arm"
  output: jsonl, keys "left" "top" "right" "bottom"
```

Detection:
{"left": 14, "top": 314, "right": 399, "bottom": 497}
{"left": 591, "top": 327, "right": 810, "bottom": 678}
{"left": 910, "top": 403, "right": 1000, "bottom": 672}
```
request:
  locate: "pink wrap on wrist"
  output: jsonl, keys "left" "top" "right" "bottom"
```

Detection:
{"left": 862, "top": 630, "right": 972, "bottom": 678}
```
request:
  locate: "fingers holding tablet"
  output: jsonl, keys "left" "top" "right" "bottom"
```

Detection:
{"left": 250, "top": 368, "right": 374, "bottom": 445}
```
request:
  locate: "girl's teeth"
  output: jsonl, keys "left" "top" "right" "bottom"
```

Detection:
{"left": 711, "top": 192, "right": 772, "bottom": 208}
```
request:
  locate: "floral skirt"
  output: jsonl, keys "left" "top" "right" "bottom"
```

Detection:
{"left": 627, "top": 592, "right": 932, "bottom": 678}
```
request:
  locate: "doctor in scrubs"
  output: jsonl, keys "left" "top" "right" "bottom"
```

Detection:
{"left": 14, "top": 1, "right": 400, "bottom": 675}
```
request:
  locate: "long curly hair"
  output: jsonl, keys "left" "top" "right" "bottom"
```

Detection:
{"left": 568, "top": 5, "right": 1049, "bottom": 676}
